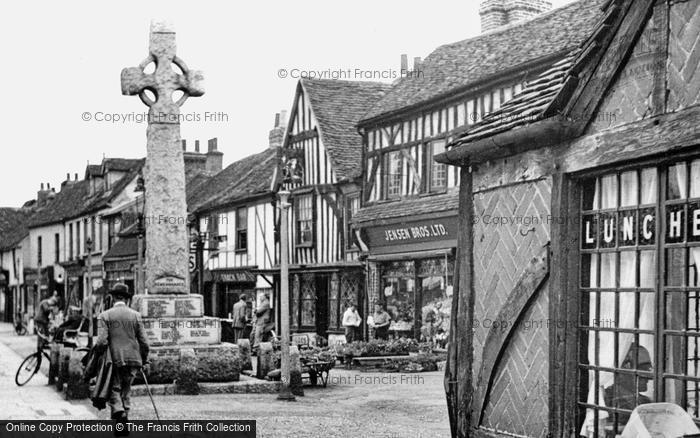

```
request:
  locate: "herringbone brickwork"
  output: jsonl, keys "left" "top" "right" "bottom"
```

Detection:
{"left": 472, "top": 179, "right": 551, "bottom": 437}
{"left": 668, "top": 0, "right": 700, "bottom": 112}
{"left": 589, "top": 16, "right": 663, "bottom": 133}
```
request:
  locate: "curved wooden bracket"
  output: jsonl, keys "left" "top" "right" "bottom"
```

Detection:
{"left": 471, "top": 243, "right": 550, "bottom": 428}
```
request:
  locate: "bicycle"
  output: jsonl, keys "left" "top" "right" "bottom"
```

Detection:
{"left": 15, "top": 330, "right": 51, "bottom": 386}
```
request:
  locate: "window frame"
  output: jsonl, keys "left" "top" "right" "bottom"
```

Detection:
{"left": 235, "top": 207, "right": 248, "bottom": 253}
{"left": 551, "top": 152, "right": 700, "bottom": 437}
{"left": 295, "top": 194, "right": 314, "bottom": 247}
{"left": 345, "top": 194, "right": 360, "bottom": 251}
{"left": 384, "top": 150, "right": 403, "bottom": 200}
{"left": 427, "top": 139, "right": 448, "bottom": 193}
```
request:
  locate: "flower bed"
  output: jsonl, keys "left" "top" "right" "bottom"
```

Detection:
{"left": 337, "top": 339, "right": 433, "bottom": 358}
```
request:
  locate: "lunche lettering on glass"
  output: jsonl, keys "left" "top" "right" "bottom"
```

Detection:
{"left": 582, "top": 203, "right": 700, "bottom": 249}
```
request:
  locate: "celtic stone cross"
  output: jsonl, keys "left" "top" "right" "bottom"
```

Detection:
{"left": 121, "top": 21, "right": 203, "bottom": 294}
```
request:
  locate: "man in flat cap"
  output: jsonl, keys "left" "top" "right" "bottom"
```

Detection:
{"left": 95, "top": 283, "right": 149, "bottom": 423}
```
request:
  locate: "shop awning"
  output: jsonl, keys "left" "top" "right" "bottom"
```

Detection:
{"left": 367, "top": 248, "right": 454, "bottom": 262}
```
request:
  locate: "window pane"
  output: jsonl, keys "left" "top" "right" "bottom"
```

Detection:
{"left": 582, "top": 178, "right": 598, "bottom": 211}
{"left": 582, "top": 253, "right": 598, "bottom": 288}
{"left": 431, "top": 140, "right": 447, "bottom": 190}
{"left": 601, "top": 174, "right": 618, "bottom": 209}
{"left": 619, "top": 251, "right": 636, "bottom": 288}
{"left": 620, "top": 171, "right": 638, "bottom": 207}
{"left": 692, "top": 160, "right": 700, "bottom": 198}
{"left": 601, "top": 253, "right": 616, "bottom": 288}
{"left": 640, "top": 168, "right": 658, "bottom": 204}
{"left": 666, "top": 248, "right": 687, "bottom": 287}
{"left": 387, "top": 152, "right": 402, "bottom": 197}
{"left": 618, "top": 292, "right": 636, "bottom": 328}
{"left": 640, "top": 251, "right": 656, "bottom": 289}
{"left": 668, "top": 162, "right": 688, "bottom": 200}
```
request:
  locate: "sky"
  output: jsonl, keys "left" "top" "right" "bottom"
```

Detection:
{"left": 0, "top": 0, "right": 575, "bottom": 207}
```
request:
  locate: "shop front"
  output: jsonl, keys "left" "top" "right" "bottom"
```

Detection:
{"left": 285, "top": 266, "right": 365, "bottom": 344}
{"left": 205, "top": 268, "right": 257, "bottom": 319}
{"left": 359, "top": 214, "right": 457, "bottom": 341}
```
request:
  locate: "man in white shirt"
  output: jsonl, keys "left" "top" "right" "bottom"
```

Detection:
{"left": 342, "top": 304, "right": 362, "bottom": 343}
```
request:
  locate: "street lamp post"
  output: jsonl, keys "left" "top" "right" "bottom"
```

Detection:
{"left": 135, "top": 175, "right": 146, "bottom": 295}
{"left": 277, "top": 190, "right": 295, "bottom": 401}
{"left": 86, "top": 236, "right": 94, "bottom": 348}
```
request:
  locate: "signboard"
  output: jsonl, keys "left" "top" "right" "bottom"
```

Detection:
{"left": 210, "top": 269, "right": 256, "bottom": 283}
{"left": 153, "top": 275, "right": 186, "bottom": 293}
{"left": 582, "top": 202, "right": 700, "bottom": 249}
{"left": 364, "top": 216, "right": 459, "bottom": 251}
{"left": 132, "top": 294, "right": 204, "bottom": 318}
{"left": 142, "top": 317, "right": 220, "bottom": 346}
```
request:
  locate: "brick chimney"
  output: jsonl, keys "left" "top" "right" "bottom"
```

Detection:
{"left": 268, "top": 111, "right": 287, "bottom": 149}
{"left": 206, "top": 138, "right": 223, "bottom": 173}
{"left": 37, "top": 183, "right": 53, "bottom": 207}
{"left": 480, "top": 0, "right": 552, "bottom": 33}
{"left": 61, "top": 172, "right": 76, "bottom": 190}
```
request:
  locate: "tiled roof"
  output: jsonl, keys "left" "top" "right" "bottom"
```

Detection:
{"left": 28, "top": 180, "right": 90, "bottom": 228}
{"left": 0, "top": 207, "right": 34, "bottom": 251}
{"left": 103, "top": 235, "right": 139, "bottom": 260}
{"left": 448, "top": 0, "right": 623, "bottom": 150}
{"left": 189, "top": 148, "right": 278, "bottom": 213}
{"left": 300, "top": 79, "right": 392, "bottom": 181}
{"left": 361, "top": 0, "right": 606, "bottom": 122}
{"left": 449, "top": 54, "right": 577, "bottom": 147}
{"left": 353, "top": 191, "right": 459, "bottom": 224}
{"left": 103, "top": 158, "right": 143, "bottom": 172}
{"left": 29, "top": 158, "right": 143, "bottom": 228}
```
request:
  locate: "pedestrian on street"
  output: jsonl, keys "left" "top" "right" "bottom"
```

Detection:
{"left": 231, "top": 294, "right": 248, "bottom": 343}
{"left": 371, "top": 303, "right": 391, "bottom": 340}
{"left": 94, "top": 283, "right": 149, "bottom": 425}
{"left": 34, "top": 296, "right": 58, "bottom": 349}
{"left": 342, "top": 303, "right": 362, "bottom": 343}
{"left": 253, "top": 292, "right": 272, "bottom": 348}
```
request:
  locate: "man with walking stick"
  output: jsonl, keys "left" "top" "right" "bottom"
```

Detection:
{"left": 95, "top": 283, "right": 150, "bottom": 426}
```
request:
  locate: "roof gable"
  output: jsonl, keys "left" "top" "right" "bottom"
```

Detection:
{"left": 362, "top": 0, "right": 606, "bottom": 122}
{"left": 0, "top": 208, "right": 34, "bottom": 251}
{"left": 442, "top": 0, "right": 658, "bottom": 164}
{"left": 297, "top": 79, "right": 392, "bottom": 182}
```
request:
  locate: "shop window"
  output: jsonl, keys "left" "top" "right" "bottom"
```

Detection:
{"left": 386, "top": 151, "right": 402, "bottom": 199}
{"left": 236, "top": 208, "right": 247, "bottom": 252}
{"left": 429, "top": 140, "right": 447, "bottom": 192}
{"left": 579, "top": 160, "right": 700, "bottom": 437}
{"left": 291, "top": 274, "right": 300, "bottom": 329}
{"left": 300, "top": 274, "right": 316, "bottom": 327}
{"left": 382, "top": 261, "right": 416, "bottom": 336}
{"left": 296, "top": 195, "right": 314, "bottom": 246}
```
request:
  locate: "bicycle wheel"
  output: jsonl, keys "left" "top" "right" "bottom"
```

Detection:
{"left": 15, "top": 353, "right": 41, "bottom": 386}
{"left": 15, "top": 325, "right": 27, "bottom": 336}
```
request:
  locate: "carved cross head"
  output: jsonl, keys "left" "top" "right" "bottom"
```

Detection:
{"left": 121, "top": 21, "right": 204, "bottom": 115}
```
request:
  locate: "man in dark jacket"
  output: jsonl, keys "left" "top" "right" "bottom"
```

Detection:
{"left": 253, "top": 293, "right": 272, "bottom": 348}
{"left": 231, "top": 294, "right": 248, "bottom": 343}
{"left": 95, "top": 283, "right": 149, "bottom": 422}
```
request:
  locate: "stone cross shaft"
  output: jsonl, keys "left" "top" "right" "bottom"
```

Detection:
{"left": 121, "top": 21, "right": 204, "bottom": 294}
